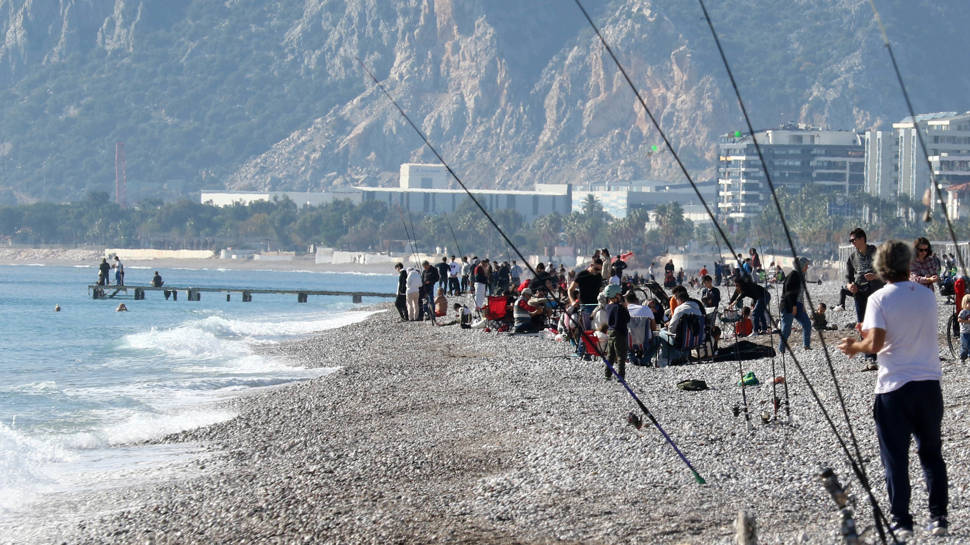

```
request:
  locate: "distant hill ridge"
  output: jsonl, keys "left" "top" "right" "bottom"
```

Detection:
{"left": 1, "top": 0, "right": 968, "bottom": 205}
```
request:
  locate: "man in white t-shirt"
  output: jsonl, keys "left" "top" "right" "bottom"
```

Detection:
{"left": 839, "top": 240, "right": 948, "bottom": 538}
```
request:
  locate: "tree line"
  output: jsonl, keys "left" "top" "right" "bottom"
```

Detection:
{"left": 0, "top": 190, "right": 961, "bottom": 260}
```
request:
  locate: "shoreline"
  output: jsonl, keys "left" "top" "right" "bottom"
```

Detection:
{"left": 27, "top": 284, "right": 970, "bottom": 543}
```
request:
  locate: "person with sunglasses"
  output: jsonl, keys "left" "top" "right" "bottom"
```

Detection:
{"left": 846, "top": 227, "right": 883, "bottom": 371}
{"left": 909, "top": 236, "right": 941, "bottom": 292}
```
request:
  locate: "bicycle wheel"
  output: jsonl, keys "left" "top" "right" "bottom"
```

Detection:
{"left": 946, "top": 312, "right": 959, "bottom": 360}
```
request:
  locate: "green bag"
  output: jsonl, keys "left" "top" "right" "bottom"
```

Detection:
{"left": 677, "top": 379, "right": 708, "bottom": 391}
{"left": 737, "top": 371, "right": 759, "bottom": 386}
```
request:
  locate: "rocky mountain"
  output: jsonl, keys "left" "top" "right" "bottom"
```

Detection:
{"left": 1, "top": 0, "right": 968, "bottom": 204}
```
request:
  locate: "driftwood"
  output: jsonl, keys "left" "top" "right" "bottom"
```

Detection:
{"left": 735, "top": 510, "right": 757, "bottom": 545}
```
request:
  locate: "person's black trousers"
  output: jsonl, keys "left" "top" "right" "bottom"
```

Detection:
{"left": 873, "top": 380, "right": 948, "bottom": 527}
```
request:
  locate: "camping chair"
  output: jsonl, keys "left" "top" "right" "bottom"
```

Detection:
{"left": 483, "top": 295, "right": 510, "bottom": 331}
{"left": 643, "top": 281, "right": 671, "bottom": 311}
{"left": 657, "top": 313, "right": 706, "bottom": 367}
{"left": 699, "top": 309, "right": 719, "bottom": 361}
{"left": 628, "top": 315, "right": 653, "bottom": 366}
{"left": 580, "top": 329, "right": 602, "bottom": 361}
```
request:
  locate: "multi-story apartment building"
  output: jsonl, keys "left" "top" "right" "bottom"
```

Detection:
{"left": 717, "top": 124, "right": 864, "bottom": 220}
{"left": 892, "top": 111, "right": 970, "bottom": 207}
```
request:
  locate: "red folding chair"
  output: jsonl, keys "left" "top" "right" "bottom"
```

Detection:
{"left": 484, "top": 295, "right": 510, "bottom": 330}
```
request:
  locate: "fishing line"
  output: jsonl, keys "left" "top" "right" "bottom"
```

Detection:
{"left": 867, "top": 0, "right": 968, "bottom": 278}
{"left": 572, "top": 0, "right": 758, "bottom": 430}
{"left": 446, "top": 216, "right": 464, "bottom": 259}
{"left": 574, "top": 0, "right": 891, "bottom": 536}
{"left": 697, "top": 1, "right": 894, "bottom": 541}
{"left": 399, "top": 207, "right": 420, "bottom": 268}
{"left": 357, "top": 57, "right": 707, "bottom": 485}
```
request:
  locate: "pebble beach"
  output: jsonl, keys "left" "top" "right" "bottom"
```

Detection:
{"left": 13, "top": 281, "right": 970, "bottom": 544}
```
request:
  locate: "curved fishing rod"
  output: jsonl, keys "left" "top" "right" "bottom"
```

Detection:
{"left": 867, "top": 0, "right": 968, "bottom": 278}
{"left": 574, "top": 0, "right": 892, "bottom": 538}
{"left": 697, "top": 1, "right": 894, "bottom": 541}
{"left": 398, "top": 207, "right": 421, "bottom": 268}
{"left": 446, "top": 216, "right": 464, "bottom": 259}
{"left": 572, "top": 0, "right": 755, "bottom": 430}
{"left": 356, "top": 57, "right": 706, "bottom": 485}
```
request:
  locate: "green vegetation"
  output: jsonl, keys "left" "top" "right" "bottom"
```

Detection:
{"left": 1, "top": 189, "right": 962, "bottom": 261}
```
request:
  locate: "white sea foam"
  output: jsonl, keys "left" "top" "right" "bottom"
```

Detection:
{"left": 102, "top": 407, "right": 236, "bottom": 445}
{"left": 0, "top": 422, "right": 73, "bottom": 511}
{"left": 120, "top": 310, "right": 380, "bottom": 363}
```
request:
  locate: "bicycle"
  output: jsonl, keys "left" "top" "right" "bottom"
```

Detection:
{"left": 945, "top": 310, "right": 960, "bottom": 360}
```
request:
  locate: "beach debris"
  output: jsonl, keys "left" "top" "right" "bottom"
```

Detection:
{"left": 735, "top": 510, "right": 757, "bottom": 544}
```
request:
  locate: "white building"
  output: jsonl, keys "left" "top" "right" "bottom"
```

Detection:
{"left": 892, "top": 112, "right": 970, "bottom": 207}
{"left": 864, "top": 129, "right": 896, "bottom": 200}
{"left": 356, "top": 164, "right": 572, "bottom": 221}
{"left": 572, "top": 179, "right": 717, "bottom": 220}
{"left": 718, "top": 124, "right": 864, "bottom": 220}
{"left": 946, "top": 181, "right": 970, "bottom": 220}
{"left": 200, "top": 189, "right": 361, "bottom": 207}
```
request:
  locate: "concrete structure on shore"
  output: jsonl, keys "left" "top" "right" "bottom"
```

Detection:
{"left": 200, "top": 190, "right": 361, "bottom": 207}
{"left": 571, "top": 179, "right": 717, "bottom": 220}
{"left": 356, "top": 163, "right": 571, "bottom": 221}
{"left": 717, "top": 124, "right": 864, "bottom": 220}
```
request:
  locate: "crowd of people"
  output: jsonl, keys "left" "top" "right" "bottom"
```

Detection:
{"left": 389, "top": 229, "right": 967, "bottom": 538}
{"left": 389, "top": 246, "right": 823, "bottom": 376}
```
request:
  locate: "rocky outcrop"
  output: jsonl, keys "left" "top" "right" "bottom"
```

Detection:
{"left": 1, "top": 0, "right": 969, "bottom": 202}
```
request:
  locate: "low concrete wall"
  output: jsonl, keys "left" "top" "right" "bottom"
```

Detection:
{"left": 105, "top": 249, "right": 216, "bottom": 260}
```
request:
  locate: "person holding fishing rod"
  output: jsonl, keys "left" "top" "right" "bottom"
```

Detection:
{"left": 838, "top": 240, "right": 949, "bottom": 539}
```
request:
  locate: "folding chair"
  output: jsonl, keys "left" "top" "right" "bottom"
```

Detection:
{"left": 657, "top": 313, "right": 706, "bottom": 366}
{"left": 483, "top": 295, "right": 510, "bottom": 331}
{"left": 628, "top": 315, "right": 653, "bottom": 366}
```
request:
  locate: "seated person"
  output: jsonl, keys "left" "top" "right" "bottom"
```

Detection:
{"left": 812, "top": 302, "right": 838, "bottom": 331}
{"left": 454, "top": 303, "right": 473, "bottom": 328}
{"left": 734, "top": 306, "right": 754, "bottom": 337}
{"left": 513, "top": 288, "right": 548, "bottom": 333}
{"left": 434, "top": 288, "right": 448, "bottom": 317}
{"left": 593, "top": 323, "right": 609, "bottom": 356}
{"left": 590, "top": 291, "right": 610, "bottom": 332}
{"left": 655, "top": 286, "right": 703, "bottom": 365}
{"left": 151, "top": 271, "right": 164, "bottom": 287}
{"left": 626, "top": 292, "right": 657, "bottom": 365}
{"left": 700, "top": 275, "right": 720, "bottom": 309}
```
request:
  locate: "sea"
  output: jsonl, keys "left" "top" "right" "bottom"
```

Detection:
{"left": 0, "top": 263, "right": 393, "bottom": 539}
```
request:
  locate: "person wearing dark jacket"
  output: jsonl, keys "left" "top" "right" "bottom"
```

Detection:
{"left": 728, "top": 270, "right": 770, "bottom": 334}
{"left": 394, "top": 263, "right": 409, "bottom": 320}
{"left": 846, "top": 227, "right": 883, "bottom": 369}
{"left": 98, "top": 258, "right": 111, "bottom": 286}
{"left": 436, "top": 258, "right": 450, "bottom": 292}
{"left": 420, "top": 261, "right": 440, "bottom": 321}
{"left": 778, "top": 257, "right": 812, "bottom": 353}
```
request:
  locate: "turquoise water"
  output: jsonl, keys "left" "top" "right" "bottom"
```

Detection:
{"left": 0, "top": 264, "right": 392, "bottom": 516}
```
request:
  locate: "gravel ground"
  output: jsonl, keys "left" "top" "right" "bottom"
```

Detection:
{"left": 27, "top": 282, "right": 970, "bottom": 544}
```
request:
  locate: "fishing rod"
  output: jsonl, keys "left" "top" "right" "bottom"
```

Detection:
{"left": 572, "top": 0, "right": 760, "bottom": 432}
{"left": 356, "top": 57, "right": 706, "bottom": 485}
{"left": 446, "top": 216, "right": 464, "bottom": 259}
{"left": 574, "top": 0, "right": 892, "bottom": 537}
{"left": 398, "top": 207, "right": 421, "bottom": 268}
{"left": 696, "top": 1, "right": 894, "bottom": 541}
{"left": 867, "top": 0, "right": 967, "bottom": 278}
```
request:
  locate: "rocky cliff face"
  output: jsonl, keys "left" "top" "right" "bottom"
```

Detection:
{"left": 1, "top": 0, "right": 969, "bottom": 203}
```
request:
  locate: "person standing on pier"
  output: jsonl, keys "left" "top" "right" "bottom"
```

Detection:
{"left": 98, "top": 258, "right": 111, "bottom": 286}
{"left": 113, "top": 256, "right": 125, "bottom": 286}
